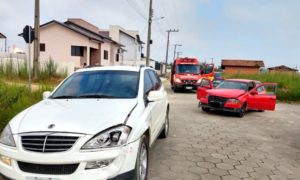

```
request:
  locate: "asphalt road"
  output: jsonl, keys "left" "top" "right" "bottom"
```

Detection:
{"left": 149, "top": 84, "right": 300, "bottom": 180}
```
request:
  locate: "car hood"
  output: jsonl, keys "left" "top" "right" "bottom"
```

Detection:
{"left": 207, "top": 89, "right": 246, "bottom": 98}
{"left": 11, "top": 99, "right": 137, "bottom": 135}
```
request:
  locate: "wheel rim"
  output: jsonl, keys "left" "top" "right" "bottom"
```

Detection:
{"left": 139, "top": 142, "right": 148, "bottom": 180}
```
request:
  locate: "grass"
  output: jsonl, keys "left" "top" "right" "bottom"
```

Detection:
{"left": 0, "top": 58, "right": 66, "bottom": 131}
{"left": 225, "top": 72, "right": 300, "bottom": 102}
{"left": 0, "top": 79, "right": 54, "bottom": 131}
{"left": 0, "top": 57, "right": 67, "bottom": 84}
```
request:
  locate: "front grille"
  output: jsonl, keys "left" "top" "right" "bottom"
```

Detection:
{"left": 21, "top": 135, "right": 79, "bottom": 153}
{"left": 182, "top": 80, "right": 197, "bottom": 84}
{"left": 208, "top": 96, "right": 228, "bottom": 108}
{"left": 18, "top": 161, "right": 79, "bottom": 175}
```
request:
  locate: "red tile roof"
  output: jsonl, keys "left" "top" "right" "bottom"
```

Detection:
{"left": 268, "top": 65, "right": 298, "bottom": 72}
{"left": 221, "top": 59, "right": 265, "bottom": 67}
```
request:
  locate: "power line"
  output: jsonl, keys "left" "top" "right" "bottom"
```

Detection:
{"left": 125, "top": 0, "right": 147, "bottom": 20}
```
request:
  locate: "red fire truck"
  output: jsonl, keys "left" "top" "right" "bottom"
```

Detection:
{"left": 170, "top": 57, "right": 214, "bottom": 92}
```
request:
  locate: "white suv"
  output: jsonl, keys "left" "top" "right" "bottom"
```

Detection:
{"left": 0, "top": 66, "right": 169, "bottom": 180}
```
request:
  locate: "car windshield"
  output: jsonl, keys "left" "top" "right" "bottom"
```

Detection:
{"left": 204, "top": 64, "right": 214, "bottom": 74}
{"left": 176, "top": 64, "right": 200, "bottom": 74}
{"left": 216, "top": 81, "right": 248, "bottom": 91}
{"left": 51, "top": 70, "right": 139, "bottom": 99}
{"left": 213, "top": 79, "right": 223, "bottom": 87}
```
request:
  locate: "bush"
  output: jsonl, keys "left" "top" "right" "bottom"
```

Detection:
{"left": 225, "top": 72, "right": 300, "bottom": 101}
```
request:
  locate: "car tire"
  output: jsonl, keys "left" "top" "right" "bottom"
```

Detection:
{"left": 202, "top": 107, "right": 210, "bottom": 112}
{"left": 135, "top": 135, "right": 149, "bottom": 180}
{"left": 159, "top": 108, "right": 169, "bottom": 139}
{"left": 237, "top": 103, "right": 247, "bottom": 118}
{"left": 173, "top": 87, "right": 179, "bottom": 93}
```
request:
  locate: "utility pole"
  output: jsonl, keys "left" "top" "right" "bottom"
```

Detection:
{"left": 33, "top": 0, "right": 40, "bottom": 79}
{"left": 173, "top": 44, "right": 182, "bottom": 61}
{"left": 146, "top": 0, "right": 153, "bottom": 66}
{"left": 4, "top": 38, "right": 7, "bottom": 52}
{"left": 164, "top": 29, "right": 179, "bottom": 77}
{"left": 177, "top": 51, "right": 182, "bottom": 58}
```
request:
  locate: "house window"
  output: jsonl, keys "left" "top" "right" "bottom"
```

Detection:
{"left": 71, "top": 46, "right": 84, "bottom": 56}
{"left": 104, "top": 50, "right": 109, "bottom": 60}
{"left": 40, "top": 43, "right": 45, "bottom": 52}
{"left": 116, "top": 54, "right": 119, "bottom": 62}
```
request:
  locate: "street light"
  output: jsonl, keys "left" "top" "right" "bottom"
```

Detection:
{"left": 152, "top": 16, "right": 164, "bottom": 21}
{"left": 177, "top": 51, "right": 182, "bottom": 58}
{"left": 173, "top": 44, "right": 182, "bottom": 61}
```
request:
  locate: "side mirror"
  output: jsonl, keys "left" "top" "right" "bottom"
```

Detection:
{"left": 250, "top": 91, "right": 258, "bottom": 96}
{"left": 43, "top": 91, "right": 52, "bottom": 99}
{"left": 147, "top": 91, "right": 164, "bottom": 102}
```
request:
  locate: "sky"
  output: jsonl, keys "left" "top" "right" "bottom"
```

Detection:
{"left": 0, "top": 0, "right": 300, "bottom": 70}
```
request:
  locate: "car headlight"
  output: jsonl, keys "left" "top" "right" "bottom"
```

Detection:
{"left": 227, "top": 99, "right": 240, "bottom": 104}
{"left": 197, "top": 78, "right": 203, "bottom": 84}
{"left": 81, "top": 125, "right": 131, "bottom": 149}
{"left": 0, "top": 125, "right": 16, "bottom": 147}
{"left": 175, "top": 78, "right": 181, "bottom": 83}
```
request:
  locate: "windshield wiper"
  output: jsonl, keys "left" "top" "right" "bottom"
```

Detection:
{"left": 51, "top": 95, "right": 78, "bottom": 99}
{"left": 78, "top": 94, "right": 118, "bottom": 99}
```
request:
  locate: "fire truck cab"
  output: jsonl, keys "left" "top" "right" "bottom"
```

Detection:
{"left": 170, "top": 57, "right": 214, "bottom": 92}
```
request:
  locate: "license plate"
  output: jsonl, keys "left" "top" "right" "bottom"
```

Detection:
{"left": 185, "top": 86, "right": 193, "bottom": 90}
{"left": 26, "top": 177, "right": 60, "bottom": 180}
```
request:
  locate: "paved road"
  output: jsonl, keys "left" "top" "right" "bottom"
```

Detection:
{"left": 149, "top": 85, "right": 300, "bottom": 180}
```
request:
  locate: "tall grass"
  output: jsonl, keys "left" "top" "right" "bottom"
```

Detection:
{"left": 0, "top": 57, "right": 67, "bottom": 83}
{"left": 0, "top": 79, "right": 53, "bottom": 131}
{"left": 225, "top": 72, "right": 300, "bottom": 101}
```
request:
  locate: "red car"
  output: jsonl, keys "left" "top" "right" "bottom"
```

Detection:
{"left": 197, "top": 78, "right": 277, "bottom": 117}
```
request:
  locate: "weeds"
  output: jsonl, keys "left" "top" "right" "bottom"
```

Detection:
{"left": 0, "top": 79, "right": 53, "bottom": 131}
{"left": 0, "top": 57, "right": 67, "bottom": 83}
{"left": 225, "top": 72, "right": 300, "bottom": 101}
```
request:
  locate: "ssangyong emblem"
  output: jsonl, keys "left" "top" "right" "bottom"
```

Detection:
{"left": 48, "top": 124, "right": 55, "bottom": 129}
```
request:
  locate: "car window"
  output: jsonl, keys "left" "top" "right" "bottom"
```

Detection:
{"left": 51, "top": 70, "right": 139, "bottom": 98}
{"left": 144, "top": 71, "right": 154, "bottom": 95}
{"left": 148, "top": 70, "right": 161, "bottom": 90}
{"left": 216, "top": 81, "right": 247, "bottom": 91}
{"left": 176, "top": 65, "right": 200, "bottom": 74}
{"left": 248, "top": 82, "right": 255, "bottom": 91}
{"left": 200, "top": 79, "right": 211, "bottom": 87}
{"left": 257, "top": 86, "right": 265, "bottom": 93}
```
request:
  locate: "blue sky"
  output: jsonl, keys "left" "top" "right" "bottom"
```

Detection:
{"left": 0, "top": 0, "right": 299, "bottom": 70}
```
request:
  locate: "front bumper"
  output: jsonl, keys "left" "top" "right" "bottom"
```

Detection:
{"left": 199, "top": 101, "right": 242, "bottom": 113}
{"left": 174, "top": 83, "right": 198, "bottom": 90}
{"left": 0, "top": 135, "right": 140, "bottom": 180}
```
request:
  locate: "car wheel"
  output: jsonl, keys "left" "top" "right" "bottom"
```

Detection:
{"left": 135, "top": 135, "right": 149, "bottom": 180}
{"left": 202, "top": 107, "right": 209, "bottom": 112}
{"left": 173, "top": 88, "right": 178, "bottom": 93}
{"left": 159, "top": 108, "right": 169, "bottom": 138}
{"left": 237, "top": 103, "right": 247, "bottom": 118}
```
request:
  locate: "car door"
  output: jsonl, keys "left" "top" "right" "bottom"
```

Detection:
{"left": 144, "top": 70, "right": 161, "bottom": 143}
{"left": 148, "top": 70, "right": 166, "bottom": 139}
{"left": 197, "top": 78, "right": 213, "bottom": 100}
{"left": 247, "top": 83, "right": 277, "bottom": 111}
